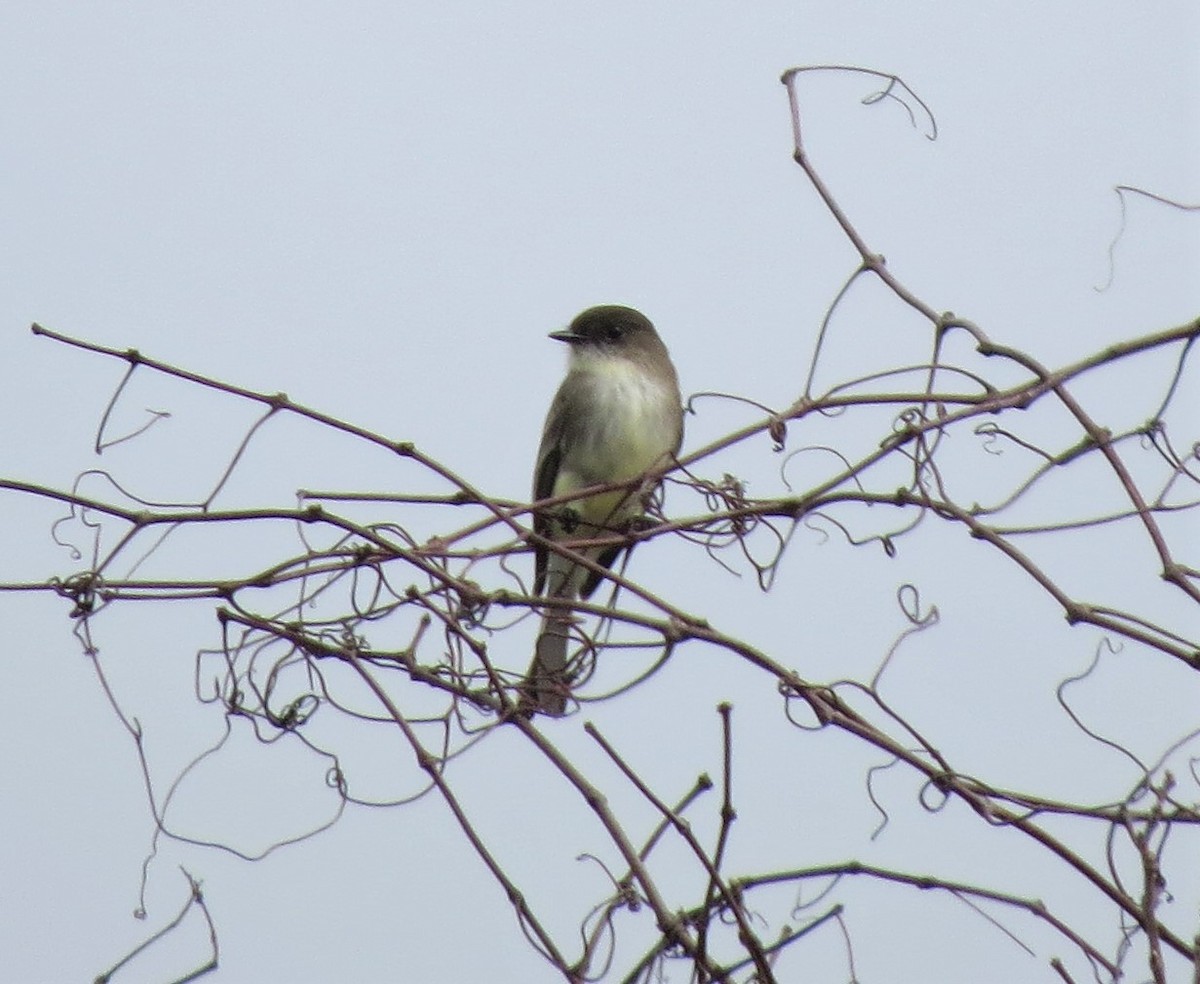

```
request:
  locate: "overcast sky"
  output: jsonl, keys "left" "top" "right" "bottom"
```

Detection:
{"left": 1, "top": 3, "right": 1197, "bottom": 983}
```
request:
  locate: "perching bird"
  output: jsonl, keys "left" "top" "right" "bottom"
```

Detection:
{"left": 522, "top": 305, "right": 683, "bottom": 715}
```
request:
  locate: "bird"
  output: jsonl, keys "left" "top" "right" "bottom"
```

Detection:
{"left": 522, "top": 305, "right": 683, "bottom": 716}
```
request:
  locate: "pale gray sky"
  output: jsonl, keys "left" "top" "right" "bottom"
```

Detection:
{"left": 1, "top": 3, "right": 1197, "bottom": 982}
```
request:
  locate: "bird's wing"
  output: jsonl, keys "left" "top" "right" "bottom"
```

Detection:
{"left": 532, "top": 444, "right": 561, "bottom": 596}
{"left": 532, "top": 382, "right": 576, "bottom": 596}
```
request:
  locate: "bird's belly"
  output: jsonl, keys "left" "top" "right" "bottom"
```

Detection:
{"left": 571, "top": 369, "right": 679, "bottom": 483}
{"left": 552, "top": 367, "right": 678, "bottom": 528}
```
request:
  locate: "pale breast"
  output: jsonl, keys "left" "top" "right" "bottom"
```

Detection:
{"left": 573, "top": 357, "right": 680, "bottom": 482}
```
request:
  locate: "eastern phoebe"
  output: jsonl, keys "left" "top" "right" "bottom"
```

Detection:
{"left": 522, "top": 305, "right": 683, "bottom": 716}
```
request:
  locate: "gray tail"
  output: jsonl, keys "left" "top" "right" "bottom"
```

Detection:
{"left": 523, "top": 617, "right": 572, "bottom": 716}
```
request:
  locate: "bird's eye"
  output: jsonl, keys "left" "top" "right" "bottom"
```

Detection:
{"left": 605, "top": 323, "right": 623, "bottom": 342}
